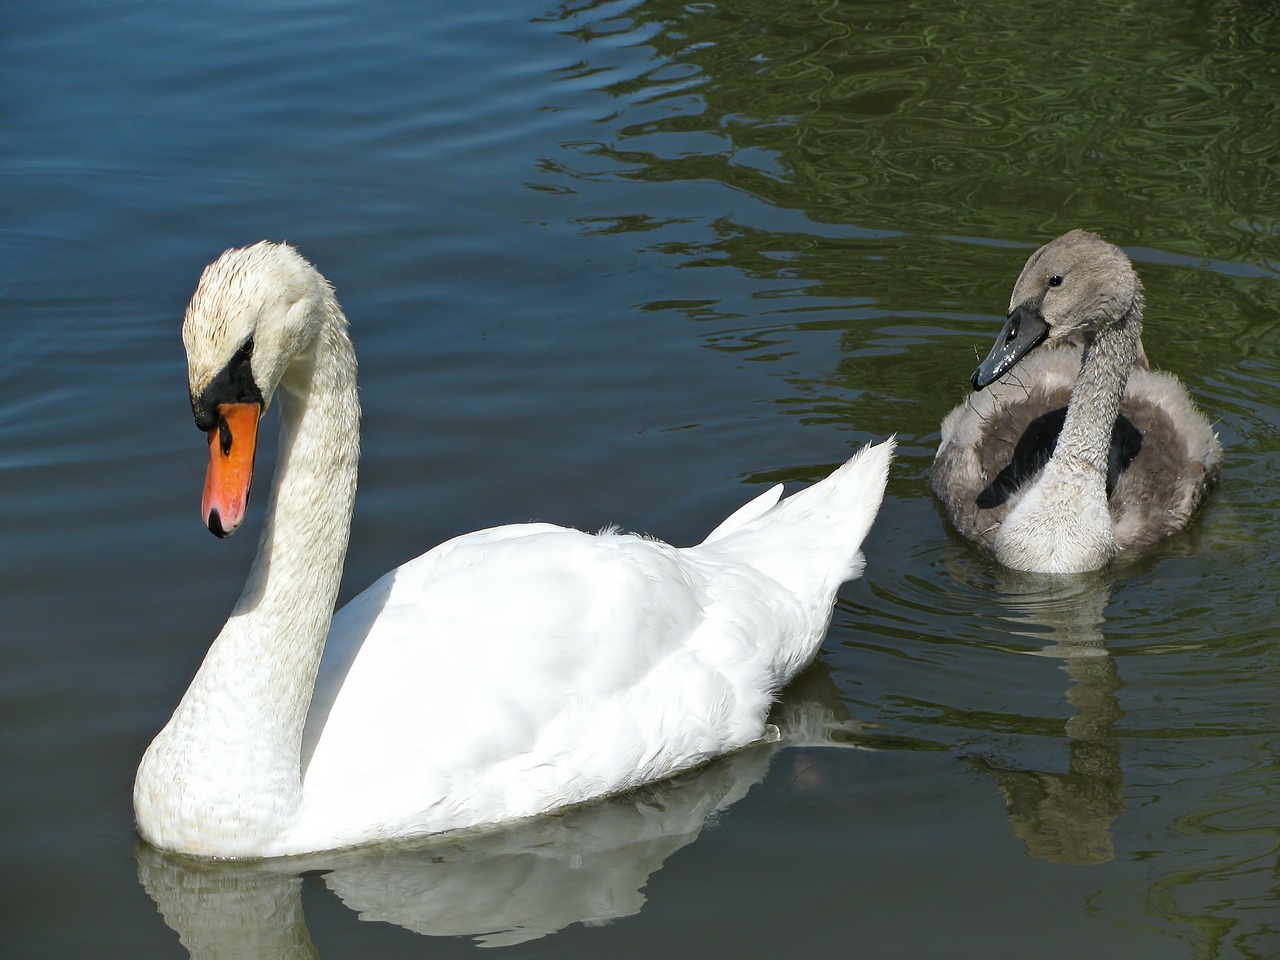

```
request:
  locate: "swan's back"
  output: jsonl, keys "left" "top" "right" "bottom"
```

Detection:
{"left": 933, "top": 341, "right": 1220, "bottom": 553}
{"left": 294, "top": 441, "right": 893, "bottom": 850}
{"left": 301, "top": 527, "right": 778, "bottom": 838}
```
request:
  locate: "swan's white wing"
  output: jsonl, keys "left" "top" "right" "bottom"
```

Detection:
{"left": 297, "top": 522, "right": 797, "bottom": 847}
{"left": 701, "top": 483, "right": 783, "bottom": 544}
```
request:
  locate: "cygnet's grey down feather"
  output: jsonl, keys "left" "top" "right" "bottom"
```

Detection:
{"left": 932, "top": 229, "right": 1221, "bottom": 573}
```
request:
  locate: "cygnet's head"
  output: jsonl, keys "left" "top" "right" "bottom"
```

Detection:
{"left": 973, "top": 229, "right": 1143, "bottom": 389}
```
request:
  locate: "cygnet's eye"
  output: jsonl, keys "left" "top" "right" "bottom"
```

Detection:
{"left": 1048, "top": 274, "right": 1064, "bottom": 287}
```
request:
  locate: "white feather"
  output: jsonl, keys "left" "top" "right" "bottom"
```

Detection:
{"left": 134, "top": 242, "right": 894, "bottom": 857}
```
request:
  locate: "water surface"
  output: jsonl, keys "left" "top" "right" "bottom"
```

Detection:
{"left": 3, "top": 1, "right": 1278, "bottom": 957}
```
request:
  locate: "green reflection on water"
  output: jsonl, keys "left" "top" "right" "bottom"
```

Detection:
{"left": 540, "top": 0, "right": 1279, "bottom": 472}
{"left": 546, "top": 0, "right": 1279, "bottom": 262}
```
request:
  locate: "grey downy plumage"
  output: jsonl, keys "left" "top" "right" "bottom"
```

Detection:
{"left": 932, "top": 229, "right": 1222, "bottom": 573}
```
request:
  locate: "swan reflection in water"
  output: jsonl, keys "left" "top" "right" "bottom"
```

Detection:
{"left": 136, "top": 685, "right": 859, "bottom": 955}
{"left": 966, "top": 567, "right": 1126, "bottom": 865}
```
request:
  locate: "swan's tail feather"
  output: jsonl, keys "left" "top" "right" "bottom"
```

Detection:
{"left": 702, "top": 483, "right": 785, "bottom": 544}
{"left": 704, "top": 437, "right": 894, "bottom": 601}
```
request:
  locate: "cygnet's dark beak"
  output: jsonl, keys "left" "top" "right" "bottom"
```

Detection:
{"left": 972, "top": 303, "right": 1050, "bottom": 389}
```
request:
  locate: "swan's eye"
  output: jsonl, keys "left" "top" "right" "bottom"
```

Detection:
{"left": 1048, "top": 275, "right": 1064, "bottom": 287}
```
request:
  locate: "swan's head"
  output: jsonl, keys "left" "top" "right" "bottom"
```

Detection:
{"left": 973, "top": 229, "right": 1143, "bottom": 389}
{"left": 182, "top": 241, "right": 336, "bottom": 537}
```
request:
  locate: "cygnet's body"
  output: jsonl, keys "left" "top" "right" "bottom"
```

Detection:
{"left": 932, "top": 229, "right": 1221, "bottom": 573}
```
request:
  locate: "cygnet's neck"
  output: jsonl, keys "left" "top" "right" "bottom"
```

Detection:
{"left": 1055, "top": 304, "right": 1142, "bottom": 477}
{"left": 994, "top": 303, "right": 1142, "bottom": 573}
{"left": 135, "top": 302, "right": 360, "bottom": 856}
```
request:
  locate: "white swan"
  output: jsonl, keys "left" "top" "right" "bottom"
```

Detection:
{"left": 932, "top": 229, "right": 1221, "bottom": 573}
{"left": 134, "top": 241, "right": 894, "bottom": 858}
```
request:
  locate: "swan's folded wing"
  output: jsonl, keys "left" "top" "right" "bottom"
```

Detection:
{"left": 299, "top": 523, "right": 791, "bottom": 844}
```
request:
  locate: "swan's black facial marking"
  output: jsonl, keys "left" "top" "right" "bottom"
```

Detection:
{"left": 191, "top": 337, "right": 262, "bottom": 431}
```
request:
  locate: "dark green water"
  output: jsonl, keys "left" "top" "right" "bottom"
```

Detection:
{"left": 3, "top": 1, "right": 1278, "bottom": 957}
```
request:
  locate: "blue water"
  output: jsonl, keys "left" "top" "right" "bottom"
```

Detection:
{"left": 4, "top": 2, "right": 1279, "bottom": 957}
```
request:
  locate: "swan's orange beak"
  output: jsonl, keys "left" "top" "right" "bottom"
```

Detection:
{"left": 202, "top": 402, "right": 261, "bottom": 538}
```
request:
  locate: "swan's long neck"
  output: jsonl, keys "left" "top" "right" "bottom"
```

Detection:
{"left": 136, "top": 302, "right": 359, "bottom": 856}
{"left": 994, "top": 302, "right": 1141, "bottom": 573}
{"left": 1055, "top": 303, "right": 1141, "bottom": 476}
